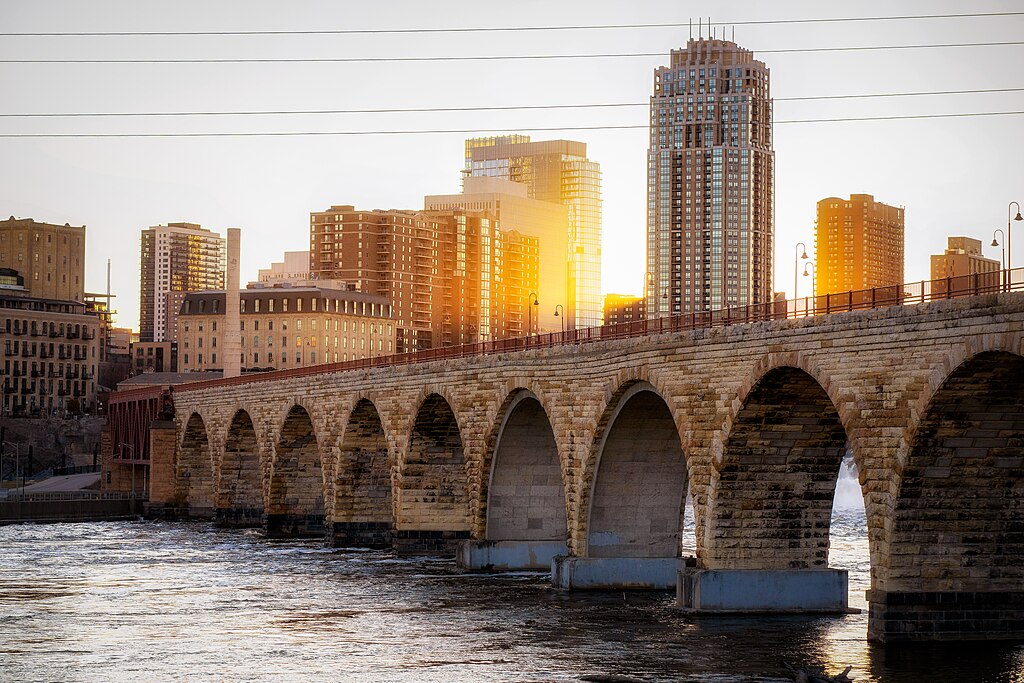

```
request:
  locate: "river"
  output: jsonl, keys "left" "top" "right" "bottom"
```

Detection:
{"left": 1, "top": 485, "right": 1023, "bottom": 681}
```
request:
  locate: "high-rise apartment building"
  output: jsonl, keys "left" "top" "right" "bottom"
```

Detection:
{"left": 139, "top": 223, "right": 225, "bottom": 342}
{"left": 310, "top": 206, "right": 434, "bottom": 352}
{"left": 309, "top": 205, "right": 539, "bottom": 351}
{"left": 0, "top": 217, "right": 86, "bottom": 301}
{"left": 463, "top": 136, "right": 602, "bottom": 328}
{"left": 815, "top": 194, "right": 904, "bottom": 296}
{"left": 425, "top": 176, "right": 568, "bottom": 333}
{"left": 646, "top": 38, "right": 774, "bottom": 316}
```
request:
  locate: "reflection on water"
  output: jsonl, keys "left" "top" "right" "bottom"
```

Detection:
{"left": 0, "top": 518, "right": 1022, "bottom": 682}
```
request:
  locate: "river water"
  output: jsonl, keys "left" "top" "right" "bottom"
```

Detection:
{"left": 2, "top": 495, "right": 1023, "bottom": 681}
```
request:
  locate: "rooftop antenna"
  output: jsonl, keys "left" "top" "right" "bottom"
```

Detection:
{"left": 689, "top": 17, "right": 692, "bottom": 40}
{"left": 711, "top": 17, "right": 715, "bottom": 40}
{"left": 732, "top": 25, "right": 736, "bottom": 42}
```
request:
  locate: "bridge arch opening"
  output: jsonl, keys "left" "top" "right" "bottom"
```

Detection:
{"left": 485, "top": 391, "right": 566, "bottom": 542}
{"left": 396, "top": 393, "right": 470, "bottom": 554}
{"left": 267, "top": 405, "right": 325, "bottom": 538}
{"left": 708, "top": 366, "right": 849, "bottom": 570}
{"left": 333, "top": 398, "right": 393, "bottom": 547}
{"left": 878, "top": 351, "right": 1024, "bottom": 640}
{"left": 216, "top": 409, "right": 264, "bottom": 528}
{"left": 177, "top": 412, "right": 215, "bottom": 517}
{"left": 586, "top": 384, "right": 689, "bottom": 558}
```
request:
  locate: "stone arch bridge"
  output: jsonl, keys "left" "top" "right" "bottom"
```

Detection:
{"left": 133, "top": 293, "right": 1024, "bottom": 643}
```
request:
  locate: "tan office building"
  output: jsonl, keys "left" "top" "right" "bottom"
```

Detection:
{"left": 178, "top": 287, "right": 395, "bottom": 372}
{"left": 815, "top": 194, "right": 905, "bottom": 296}
{"left": 0, "top": 217, "right": 86, "bottom": 302}
{"left": 930, "top": 236, "right": 1001, "bottom": 295}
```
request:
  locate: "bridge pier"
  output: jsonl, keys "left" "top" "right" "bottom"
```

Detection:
{"left": 391, "top": 530, "right": 470, "bottom": 556}
{"left": 677, "top": 568, "right": 849, "bottom": 614}
{"left": 868, "top": 590, "right": 1024, "bottom": 642}
{"left": 215, "top": 508, "right": 264, "bottom": 528}
{"left": 330, "top": 521, "right": 392, "bottom": 548}
{"left": 551, "top": 556, "right": 685, "bottom": 590}
{"left": 457, "top": 540, "right": 566, "bottom": 571}
{"left": 265, "top": 513, "right": 326, "bottom": 539}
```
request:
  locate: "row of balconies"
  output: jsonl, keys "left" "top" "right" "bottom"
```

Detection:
{"left": 5, "top": 327, "right": 95, "bottom": 340}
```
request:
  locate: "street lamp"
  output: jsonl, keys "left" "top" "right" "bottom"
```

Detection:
{"left": 528, "top": 292, "right": 539, "bottom": 336}
{"left": 993, "top": 228, "right": 1006, "bottom": 269}
{"left": 794, "top": 242, "right": 809, "bottom": 301}
{"left": 803, "top": 261, "right": 816, "bottom": 310}
{"left": 553, "top": 304, "right": 565, "bottom": 334}
{"left": 1008, "top": 201, "right": 1023, "bottom": 271}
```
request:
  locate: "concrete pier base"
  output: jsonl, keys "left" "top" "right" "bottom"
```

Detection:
{"left": 391, "top": 529, "right": 470, "bottom": 556}
{"left": 331, "top": 521, "right": 392, "bottom": 548}
{"left": 265, "top": 513, "right": 326, "bottom": 539}
{"left": 678, "top": 568, "right": 849, "bottom": 613}
{"left": 457, "top": 540, "right": 567, "bottom": 571}
{"left": 552, "top": 556, "right": 683, "bottom": 590}
{"left": 868, "top": 589, "right": 1024, "bottom": 642}
{"left": 215, "top": 507, "right": 264, "bottom": 528}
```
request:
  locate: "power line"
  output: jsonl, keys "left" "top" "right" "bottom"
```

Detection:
{"left": 1, "top": 87, "right": 1020, "bottom": 118}
{"left": 1, "top": 110, "right": 1020, "bottom": 138}
{"left": 1, "top": 11, "right": 1020, "bottom": 37}
{"left": 3, "top": 41, "right": 1021, "bottom": 64}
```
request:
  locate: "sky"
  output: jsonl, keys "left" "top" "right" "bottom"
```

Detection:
{"left": 1, "top": 0, "right": 1022, "bottom": 331}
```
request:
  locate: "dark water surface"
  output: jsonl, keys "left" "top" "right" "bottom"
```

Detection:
{"left": 1, "top": 512, "right": 1023, "bottom": 682}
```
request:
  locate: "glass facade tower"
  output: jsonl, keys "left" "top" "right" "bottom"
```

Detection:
{"left": 464, "top": 136, "right": 602, "bottom": 329}
{"left": 647, "top": 38, "right": 774, "bottom": 316}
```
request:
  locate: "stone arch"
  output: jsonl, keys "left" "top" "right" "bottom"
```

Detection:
{"left": 267, "top": 404, "right": 326, "bottom": 538}
{"left": 581, "top": 380, "right": 689, "bottom": 558}
{"left": 875, "top": 350, "right": 1024, "bottom": 640}
{"left": 705, "top": 365, "right": 849, "bottom": 570}
{"left": 216, "top": 408, "right": 264, "bottom": 527}
{"left": 481, "top": 389, "right": 567, "bottom": 542}
{"left": 395, "top": 392, "right": 471, "bottom": 554}
{"left": 332, "top": 397, "right": 393, "bottom": 547}
{"left": 177, "top": 411, "right": 215, "bottom": 517}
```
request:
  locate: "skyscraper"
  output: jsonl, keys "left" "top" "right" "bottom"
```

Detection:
{"left": 815, "top": 194, "right": 904, "bottom": 296}
{"left": 139, "top": 223, "right": 226, "bottom": 342}
{"left": 463, "top": 136, "right": 602, "bottom": 329}
{"left": 646, "top": 38, "right": 774, "bottom": 316}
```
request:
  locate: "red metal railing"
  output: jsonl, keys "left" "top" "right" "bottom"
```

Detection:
{"left": 164, "top": 266, "right": 1024, "bottom": 395}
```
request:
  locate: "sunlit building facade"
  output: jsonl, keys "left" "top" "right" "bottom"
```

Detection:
{"left": 310, "top": 205, "right": 539, "bottom": 350}
{"left": 815, "top": 194, "right": 904, "bottom": 296}
{"left": 425, "top": 176, "right": 567, "bottom": 333}
{"left": 647, "top": 38, "right": 774, "bottom": 316}
{"left": 178, "top": 287, "right": 395, "bottom": 372}
{"left": 139, "top": 223, "right": 225, "bottom": 342}
{"left": 603, "top": 293, "right": 647, "bottom": 326}
{"left": 463, "top": 136, "right": 602, "bottom": 329}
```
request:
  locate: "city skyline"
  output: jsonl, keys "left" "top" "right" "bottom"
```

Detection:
{"left": 1, "top": 1, "right": 1022, "bottom": 332}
